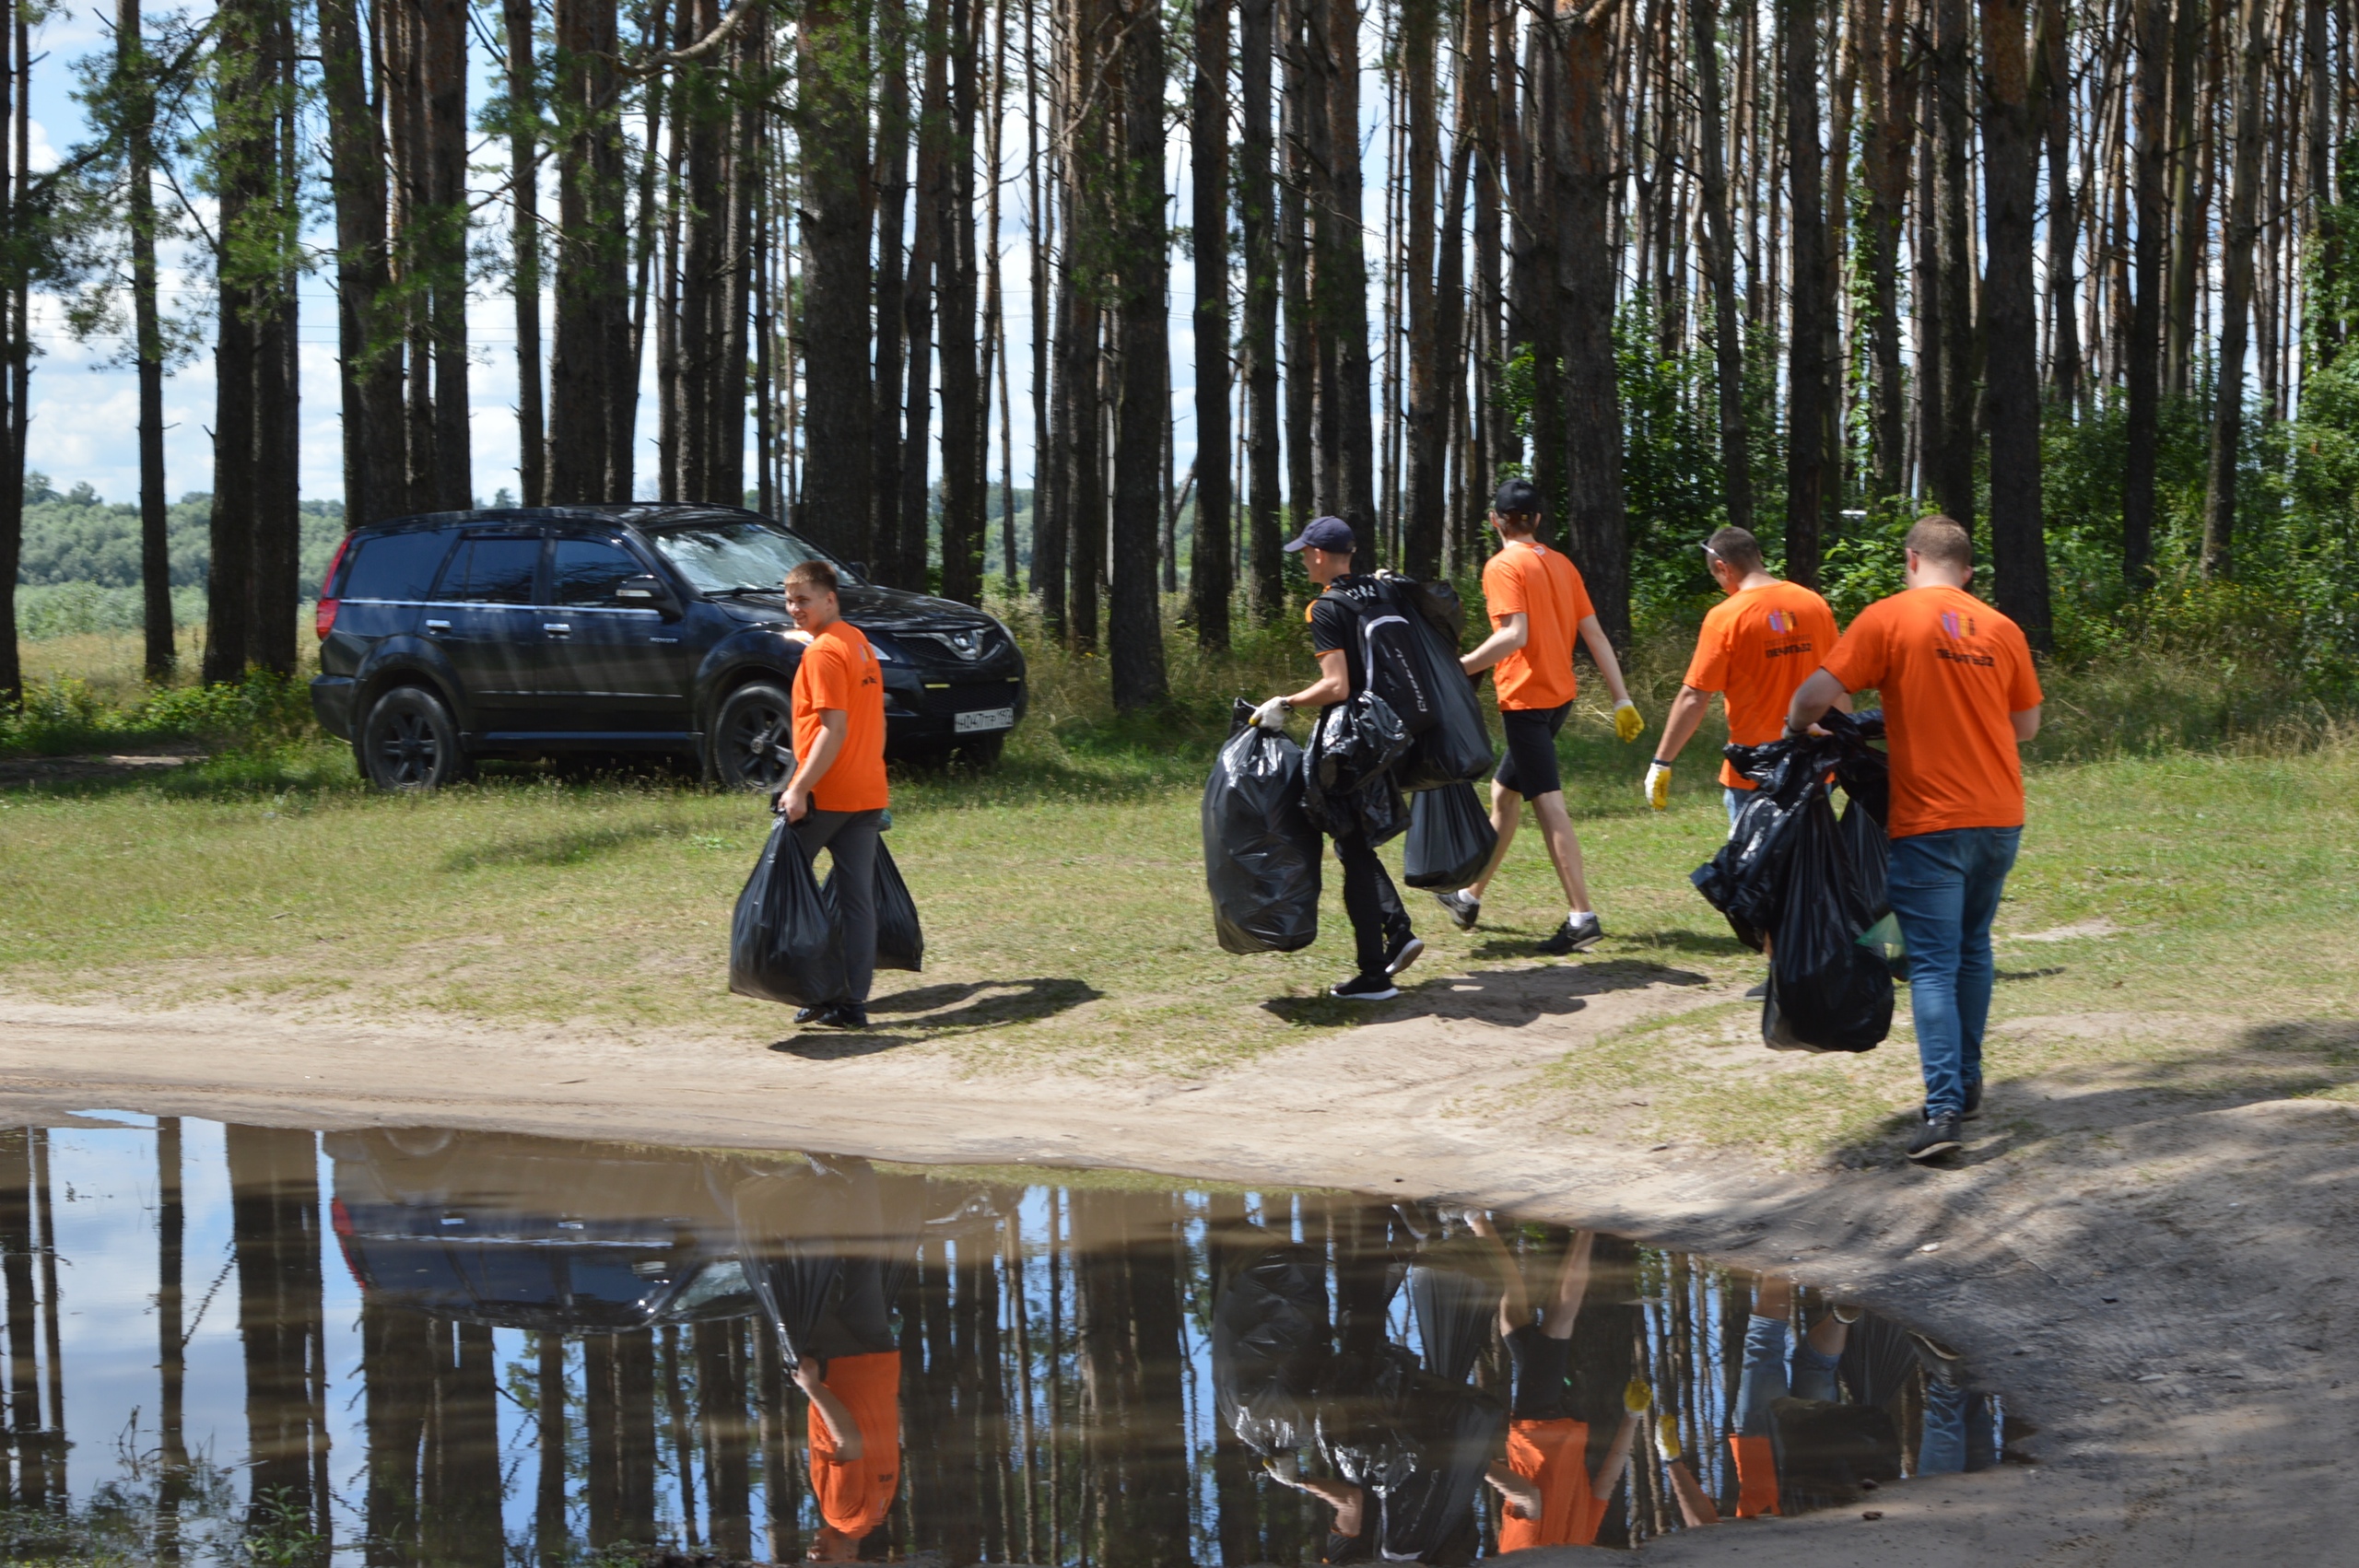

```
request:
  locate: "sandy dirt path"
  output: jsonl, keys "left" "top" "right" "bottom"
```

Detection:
{"left": 0, "top": 978, "right": 2350, "bottom": 1565}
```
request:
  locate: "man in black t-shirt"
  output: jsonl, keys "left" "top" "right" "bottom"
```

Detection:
{"left": 1251, "top": 516, "right": 1423, "bottom": 1001}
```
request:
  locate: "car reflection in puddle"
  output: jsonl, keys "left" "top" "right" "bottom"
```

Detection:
{"left": 5, "top": 1119, "right": 2008, "bottom": 1563}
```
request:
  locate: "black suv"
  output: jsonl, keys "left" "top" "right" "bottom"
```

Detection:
{"left": 311, "top": 505, "right": 1027, "bottom": 789}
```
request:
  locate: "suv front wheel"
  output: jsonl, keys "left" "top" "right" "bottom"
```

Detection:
{"left": 710, "top": 681, "right": 795, "bottom": 792}
{"left": 358, "top": 685, "right": 472, "bottom": 790}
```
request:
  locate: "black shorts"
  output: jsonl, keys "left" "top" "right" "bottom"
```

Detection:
{"left": 1506, "top": 1323, "right": 1577, "bottom": 1421}
{"left": 1495, "top": 704, "right": 1571, "bottom": 799}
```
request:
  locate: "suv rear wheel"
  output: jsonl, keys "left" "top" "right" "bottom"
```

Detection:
{"left": 358, "top": 685, "right": 471, "bottom": 790}
{"left": 710, "top": 681, "right": 795, "bottom": 792}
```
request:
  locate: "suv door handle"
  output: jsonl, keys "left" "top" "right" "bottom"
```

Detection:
{"left": 543, "top": 622, "right": 572, "bottom": 634}
{"left": 424, "top": 618, "right": 452, "bottom": 631}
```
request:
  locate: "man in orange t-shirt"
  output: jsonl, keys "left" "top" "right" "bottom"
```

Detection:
{"left": 1444, "top": 479, "right": 1646, "bottom": 957}
{"left": 1788, "top": 516, "right": 2044, "bottom": 1163}
{"left": 778, "top": 559, "right": 891, "bottom": 1030}
{"left": 1464, "top": 1219, "right": 1648, "bottom": 1550}
{"left": 1649, "top": 525, "right": 1842, "bottom": 830}
{"left": 798, "top": 1349, "right": 902, "bottom": 1559}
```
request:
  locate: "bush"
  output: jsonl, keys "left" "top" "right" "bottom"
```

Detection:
{"left": 1, "top": 669, "right": 314, "bottom": 755}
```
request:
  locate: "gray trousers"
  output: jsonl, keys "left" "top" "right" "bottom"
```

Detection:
{"left": 792, "top": 807, "right": 883, "bottom": 1004}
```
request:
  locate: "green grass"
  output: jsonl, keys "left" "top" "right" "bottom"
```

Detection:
{"left": 7, "top": 612, "right": 2359, "bottom": 1161}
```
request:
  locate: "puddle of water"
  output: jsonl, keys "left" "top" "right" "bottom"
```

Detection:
{"left": 0, "top": 1117, "right": 2005, "bottom": 1563}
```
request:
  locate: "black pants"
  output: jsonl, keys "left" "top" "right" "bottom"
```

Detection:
{"left": 792, "top": 807, "right": 883, "bottom": 1004}
{"left": 1332, "top": 828, "right": 1410, "bottom": 977}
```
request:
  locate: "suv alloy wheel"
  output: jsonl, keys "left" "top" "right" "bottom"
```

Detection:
{"left": 359, "top": 685, "right": 472, "bottom": 790}
{"left": 710, "top": 681, "right": 795, "bottom": 792}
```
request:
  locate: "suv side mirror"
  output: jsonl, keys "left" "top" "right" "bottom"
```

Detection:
{"left": 616, "top": 574, "right": 680, "bottom": 616}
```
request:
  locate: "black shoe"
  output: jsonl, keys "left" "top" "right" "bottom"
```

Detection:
{"left": 809, "top": 1002, "right": 868, "bottom": 1029}
{"left": 1430, "top": 889, "right": 1481, "bottom": 930}
{"left": 1743, "top": 978, "right": 1770, "bottom": 1000}
{"left": 1383, "top": 932, "right": 1426, "bottom": 977}
{"left": 1331, "top": 973, "right": 1401, "bottom": 1002}
{"left": 1963, "top": 1081, "right": 1984, "bottom": 1121}
{"left": 1538, "top": 913, "right": 1604, "bottom": 955}
{"left": 1906, "top": 1113, "right": 1964, "bottom": 1163}
{"left": 794, "top": 1005, "right": 827, "bottom": 1024}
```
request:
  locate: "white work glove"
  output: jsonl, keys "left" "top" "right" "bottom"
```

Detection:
{"left": 1614, "top": 699, "right": 1645, "bottom": 744}
{"left": 1250, "top": 696, "right": 1292, "bottom": 731}
{"left": 1643, "top": 760, "right": 1672, "bottom": 811}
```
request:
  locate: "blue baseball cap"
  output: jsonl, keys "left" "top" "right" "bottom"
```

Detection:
{"left": 1283, "top": 515, "right": 1356, "bottom": 555}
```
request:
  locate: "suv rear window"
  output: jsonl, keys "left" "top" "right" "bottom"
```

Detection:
{"left": 339, "top": 531, "right": 456, "bottom": 601}
{"left": 438, "top": 535, "right": 544, "bottom": 603}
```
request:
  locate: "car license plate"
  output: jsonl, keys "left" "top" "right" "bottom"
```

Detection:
{"left": 956, "top": 707, "right": 1015, "bottom": 733}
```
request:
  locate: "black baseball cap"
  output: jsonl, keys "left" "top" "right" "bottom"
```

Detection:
{"left": 1493, "top": 477, "right": 1540, "bottom": 515}
{"left": 1283, "top": 515, "right": 1356, "bottom": 554}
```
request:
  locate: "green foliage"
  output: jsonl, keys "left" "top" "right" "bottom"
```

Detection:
{"left": 12, "top": 478, "right": 346, "bottom": 598}
{"left": 1, "top": 671, "right": 313, "bottom": 755}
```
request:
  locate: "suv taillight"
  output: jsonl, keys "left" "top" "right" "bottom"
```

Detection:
{"left": 316, "top": 534, "right": 355, "bottom": 640}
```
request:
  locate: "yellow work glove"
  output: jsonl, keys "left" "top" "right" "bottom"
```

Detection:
{"left": 1624, "top": 1376, "right": 1653, "bottom": 1414}
{"left": 1614, "top": 700, "right": 1645, "bottom": 743}
{"left": 1642, "top": 760, "right": 1672, "bottom": 811}
{"left": 1656, "top": 1414, "right": 1683, "bottom": 1461}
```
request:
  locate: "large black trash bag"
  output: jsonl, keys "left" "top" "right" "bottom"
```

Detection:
{"left": 1404, "top": 1234, "right": 1499, "bottom": 1383}
{"left": 1213, "top": 1244, "right": 1332, "bottom": 1454}
{"left": 1303, "top": 694, "right": 1413, "bottom": 848}
{"left": 1762, "top": 790, "right": 1893, "bottom": 1052}
{"left": 822, "top": 837, "right": 925, "bottom": 973}
{"left": 1692, "top": 710, "right": 1888, "bottom": 949}
{"left": 730, "top": 818, "right": 848, "bottom": 1006}
{"left": 1204, "top": 705, "right": 1323, "bottom": 954}
{"left": 1315, "top": 1346, "right": 1504, "bottom": 1565}
{"left": 1402, "top": 781, "right": 1496, "bottom": 890}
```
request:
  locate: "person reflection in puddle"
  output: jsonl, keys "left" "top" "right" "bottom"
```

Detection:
{"left": 1463, "top": 1219, "right": 1649, "bottom": 1550}
{"left": 734, "top": 1156, "right": 906, "bottom": 1562}
{"left": 1726, "top": 1271, "right": 1853, "bottom": 1517}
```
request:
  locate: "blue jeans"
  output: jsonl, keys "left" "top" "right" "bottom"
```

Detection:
{"left": 1917, "top": 1375, "right": 1998, "bottom": 1475}
{"left": 1731, "top": 1315, "right": 1842, "bottom": 1437}
{"left": 1724, "top": 787, "right": 1746, "bottom": 834}
{"left": 1886, "top": 826, "right": 2022, "bottom": 1120}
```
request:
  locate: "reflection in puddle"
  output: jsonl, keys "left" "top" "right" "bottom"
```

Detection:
{"left": 0, "top": 1119, "right": 2004, "bottom": 1562}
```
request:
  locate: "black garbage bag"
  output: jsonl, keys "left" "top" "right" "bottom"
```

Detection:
{"left": 1303, "top": 694, "right": 1413, "bottom": 848}
{"left": 1402, "top": 781, "right": 1496, "bottom": 890}
{"left": 730, "top": 819, "right": 848, "bottom": 1007}
{"left": 1315, "top": 1346, "right": 1504, "bottom": 1565}
{"left": 1768, "top": 1396, "right": 1904, "bottom": 1515}
{"left": 1762, "top": 790, "right": 1893, "bottom": 1052}
{"left": 1204, "top": 706, "right": 1323, "bottom": 954}
{"left": 823, "top": 837, "right": 924, "bottom": 973}
{"left": 1213, "top": 1245, "right": 1332, "bottom": 1454}
{"left": 1692, "top": 710, "right": 1888, "bottom": 950}
{"left": 1404, "top": 1235, "right": 1499, "bottom": 1384}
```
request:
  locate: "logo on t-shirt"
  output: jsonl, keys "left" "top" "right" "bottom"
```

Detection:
{"left": 1940, "top": 610, "right": 1978, "bottom": 641}
{"left": 1766, "top": 609, "right": 1793, "bottom": 634}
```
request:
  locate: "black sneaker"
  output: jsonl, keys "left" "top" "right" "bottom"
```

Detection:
{"left": 1963, "top": 1081, "right": 1984, "bottom": 1120}
{"left": 813, "top": 1002, "right": 869, "bottom": 1029}
{"left": 1383, "top": 932, "right": 1426, "bottom": 977}
{"left": 1331, "top": 973, "right": 1401, "bottom": 1002}
{"left": 1906, "top": 1113, "right": 1964, "bottom": 1163}
{"left": 793, "top": 1005, "right": 828, "bottom": 1024}
{"left": 1431, "top": 889, "right": 1481, "bottom": 930}
{"left": 1538, "top": 913, "right": 1604, "bottom": 955}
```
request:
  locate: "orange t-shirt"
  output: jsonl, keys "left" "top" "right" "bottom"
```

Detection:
{"left": 1818, "top": 585, "right": 2042, "bottom": 838}
{"left": 791, "top": 620, "right": 890, "bottom": 813}
{"left": 809, "top": 1351, "right": 902, "bottom": 1536}
{"left": 1684, "top": 580, "right": 1842, "bottom": 790}
{"left": 1481, "top": 541, "right": 1595, "bottom": 711}
{"left": 1496, "top": 1418, "right": 1611, "bottom": 1550}
{"left": 1728, "top": 1433, "right": 1779, "bottom": 1518}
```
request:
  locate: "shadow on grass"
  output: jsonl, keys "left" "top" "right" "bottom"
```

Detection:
{"left": 1262, "top": 959, "right": 1710, "bottom": 1029}
{"left": 1826, "top": 1015, "right": 2359, "bottom": 1170}
{"left": 440, "top": 821, "right": 687, "bottom": 871}
{"left": 769, "top": 977, "right": 1104, "bottom": 1059}
{"left": 1614, "top": 928, "right": 1757, "bottom": 959}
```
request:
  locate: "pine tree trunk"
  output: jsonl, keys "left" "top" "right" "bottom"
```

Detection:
{"left": 205, "top": 0, "right": 269, "bottom": 683}
{"left": 0, "top": 14, "right": 18, "bottom": 704}
{"left": 423, "top": 0, "right": 470, "bottom": 509}
{"left": 1693, "top": 0, "right": 1755, "bottom": 530}
{"left": 2161, "top": 0, "right": 2201, "bottom": 397}
{"left": 252, "top": 17, "right": 301, "bottom": 677}
{"left": 872, "top": 0, "right": 912, "bottom": 575}
{"left": 121, "top": 0, "right": 174, "bottom": 678}
{"left": 1548, "top": 0, "right": 1631, "bottom": 642}
{"left": 938, "top": 0, "right": 987, "bottom": 605}
{"left": 1982, "top": 0, "right": 2051, "bottom": 648}
{"left": 2304, "top": 0, "right": 2339, "bottom": 361}
{"left": 502, "top": 0, "right": 546, "bottom": 506}
{"left": 1280, "top": 0, "right": 1316, "bottom": 538}
{"left": 2123, "top": 0, "right": 2169, "bottom": 585}
{"left": 550, "top": 0, "right": 634, "bottom": 502}
{"left": 1109, "top": 0, "right": 1170, "bottom": 708}
{"left": 901, "top": 9, "right": 942, "bottom": 591}
{"left": 1238, "top": 0, "right": 1285, "bottom": 616}
{"left": 680, "top": 0, "right": 724, "bottom": 499}
{"left": 1401, "top": 0, "right": 1445, "bottom": 578}
{"left": 1323, "top": 0, "right": 1378, "bottom": 540}
{"left": 1782, "top": 0, "right": 1828, "bottom": 582}
{"left": 2202, "top": 0, "right": 2269, "bottom": 579}
{"left": 320, "top": 0, "right": 405, "bottom": 529}
{"left": 794, "top": 0, "right": 874, "bottom": 555}
{"left": 1191, "top": 0, "right": 1235, "bottom": 643}
{"left": 1931, "top": 0, "right": 1977, "bottom": 529}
